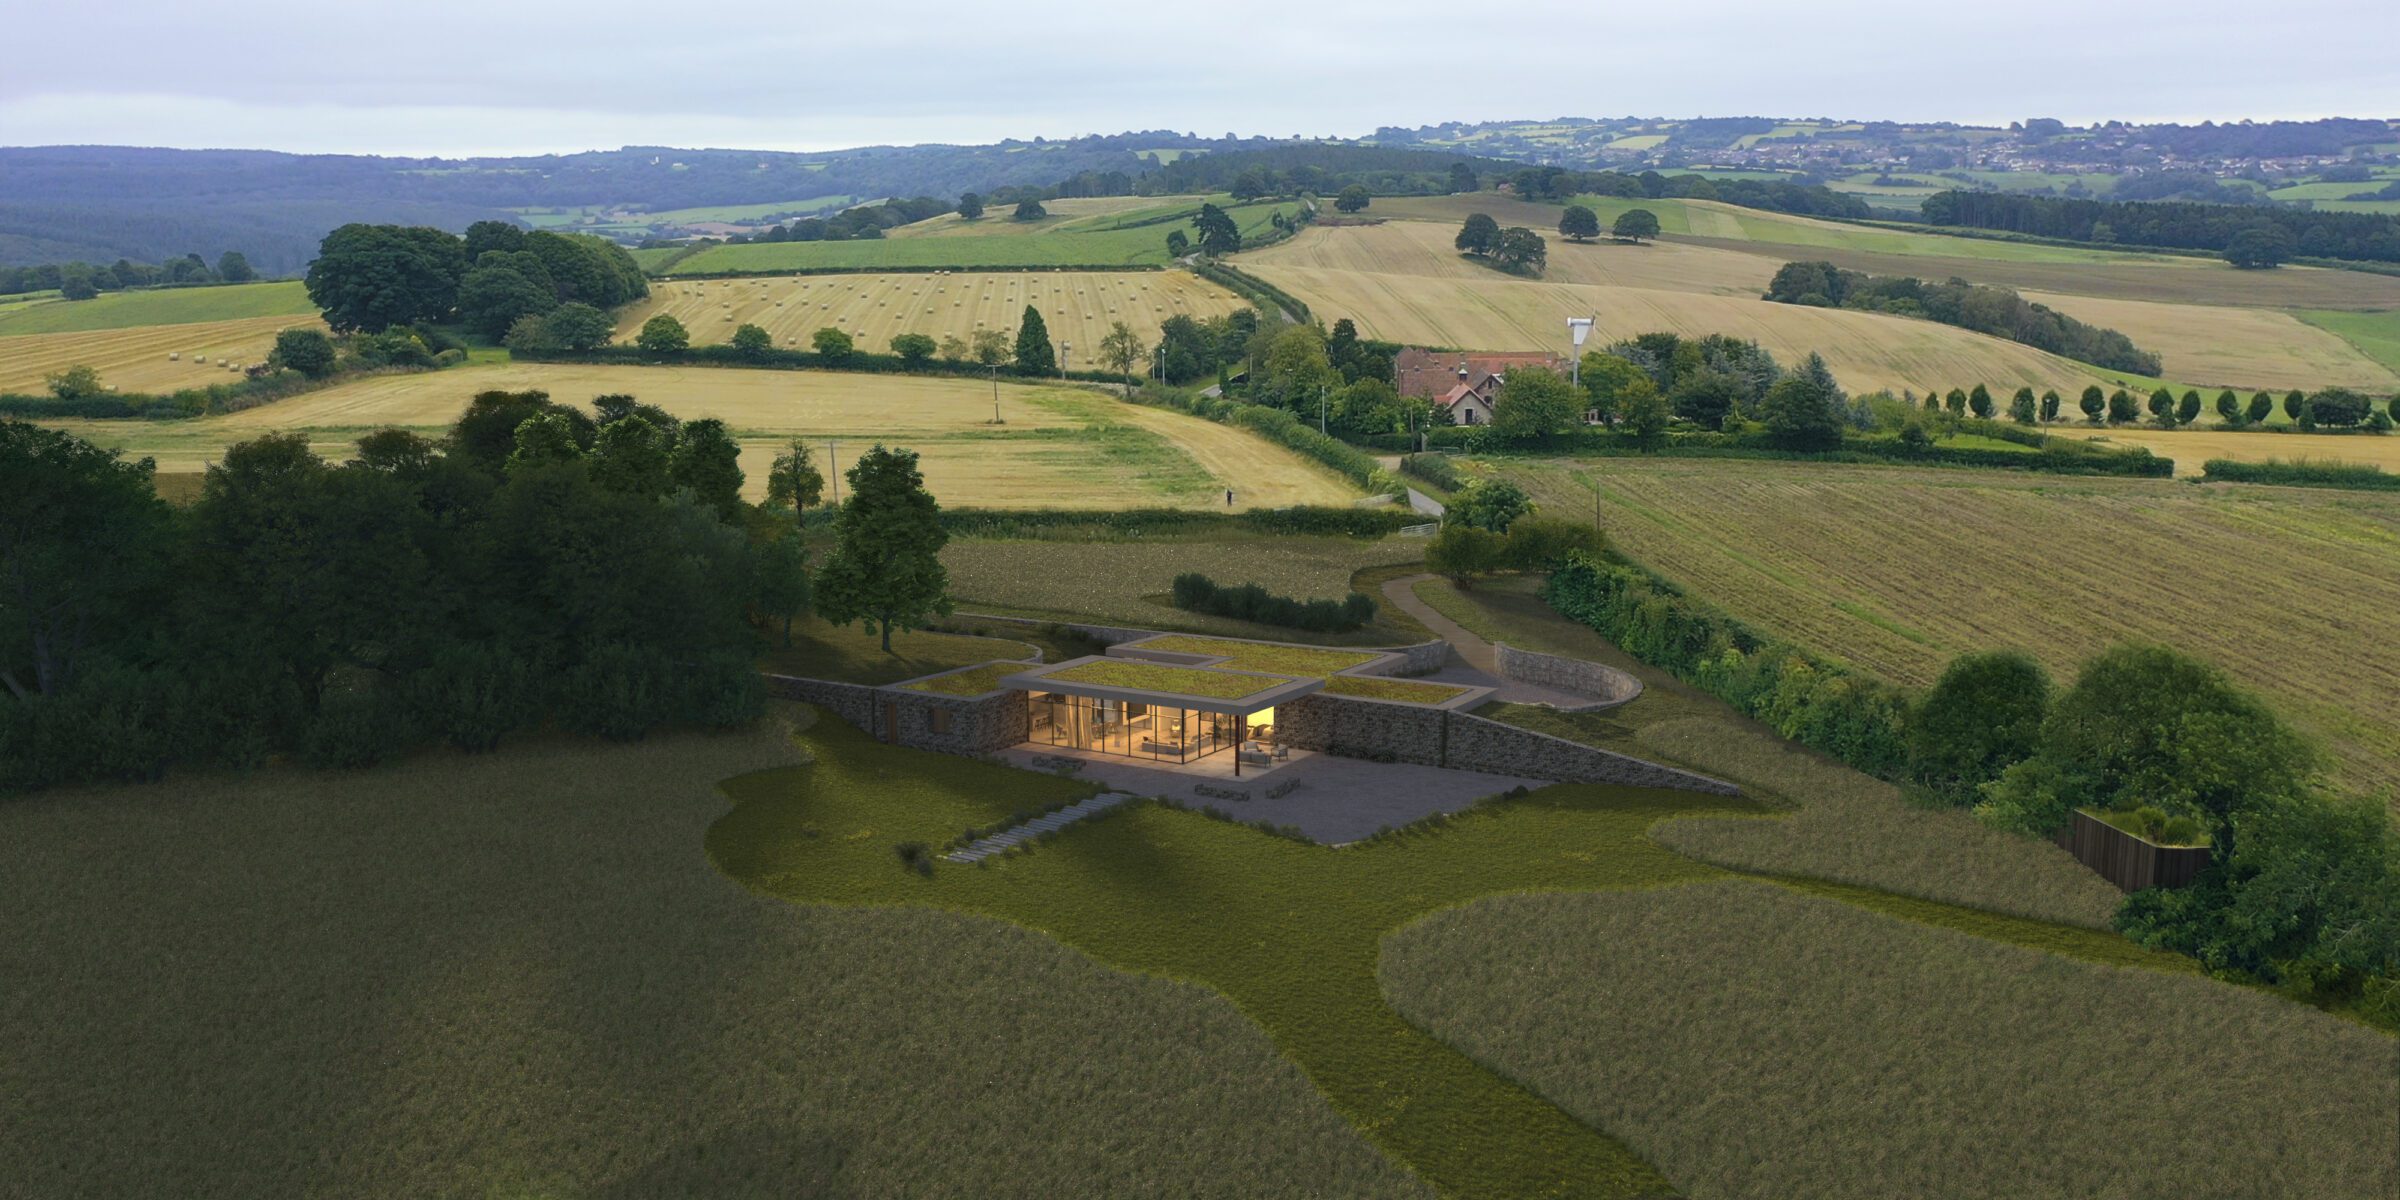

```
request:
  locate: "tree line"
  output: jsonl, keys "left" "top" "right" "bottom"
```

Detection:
{"left": 1545, "top": 556, "right": 2396, "bottom": 1019}
{"left": 715, "top": 196, "right": 957, "bottom": 245}
{"left": 1920, "top": 190, "right": 2400, "bottom": 266}
{"left": 304, "top": 221, "right": 648, "bottom": 336}
{"left": 2, "top": 251, "right": 259, "bottom": 299}
{"left": 1502, "top": 165, "right": 1873, "bottom": 220}
{"left": 1765, "top": 261, "right": 2163, "bottom": 375}
{"left": 0, "top": 393, "right": 961, "bottom": 791}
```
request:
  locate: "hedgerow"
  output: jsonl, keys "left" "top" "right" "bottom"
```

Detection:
{"left": 2200, "top": 457, "right": 2400, "bottom": 491}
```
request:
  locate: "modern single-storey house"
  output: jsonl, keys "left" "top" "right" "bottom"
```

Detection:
{"left": 1392, "top": 348, "right": 1568, "bottom": 427}
{"left": 761, "top": 629, "right": 1733, "bottom": 795}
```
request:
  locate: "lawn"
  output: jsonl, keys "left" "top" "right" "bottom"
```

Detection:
{"left": 1041, "top": 658, "right": 1288, "bottom": 700}
{"left": 944, "top": 535, "right": 1429, "bottom": 644}
{"left": 759, "top": 615, "right": 1039, "bottom": 685}
{"left": 671, "top": 201, "right": 1289, "bottom": 273}
{"left": 1319, "top": 674, "right": 1472, "bottom": 704}
{"left": 612, "top": 269, "right": 1244, "bottom": 365}
{"left": 897, "top": 660, "right": 1028, "bottom": 696}
{"left": 711, "top": 706, "right": 2355, "bottom": 1198}
{"left": 1134, "top": 633, "right": 1388, "bottom": 676}
{"left": 1488, "top": 456, "right": 2400, "bottom": 806}
{"left": 1382, "top": 882, "right": 2397, "bottom": 1200}
{"left": 0, "top": 710, "right": 1429, "bottom": 1198}
{"left": 45, "top": 363, "right": 1360, "bottom": 511}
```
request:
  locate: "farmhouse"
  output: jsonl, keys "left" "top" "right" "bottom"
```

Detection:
{"left": 1392, "top": 348, "right": 1566, "bottom": 426}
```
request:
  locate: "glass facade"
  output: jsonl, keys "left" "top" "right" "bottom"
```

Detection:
{"left": 1025, "top": 692, "right": 1246, "bottom": 764}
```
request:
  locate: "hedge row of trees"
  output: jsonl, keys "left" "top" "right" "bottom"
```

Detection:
{"left": 1920, "top": 190, "right": 2400, "bottom": 266}
{"left": 1169, "top": 573, "right": 1378, "bottom": 632}
{"left": 1, "top": 251, "right": 256, "bottom": 299}
{"left": 1498, "top": 166, "right": 1874, "bottom": 219}
{"left": 721, "top": 196, "right": 956, "bottom": 244}
{"left": 1765, "top": 261, "right": 2163, "bottom": 375}
{"left": 304, "top": 221, "right": 647, "bottom": 335}
{"left": 1544, "top": 553, "right": 2396, "bottom": 1013}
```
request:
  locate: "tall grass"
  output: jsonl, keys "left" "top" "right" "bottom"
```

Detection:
{"left": 0, "top": 711, "right": 1424, "bottom": 1199}
{"left": 1383, "top": 882, "right": 2398, "bottom": 1200}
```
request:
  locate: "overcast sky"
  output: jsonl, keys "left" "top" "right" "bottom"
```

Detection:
{"left": 3, "top": 1, "right": 2393, "bottom": 157}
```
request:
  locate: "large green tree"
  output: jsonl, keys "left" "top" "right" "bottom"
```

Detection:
{"left": 1097, "top": 320, "right": 1147, "bottom": 396}
{"left": 1455, "top": 212, "right": 1499, "bottom": 255}
{"left": 1558, "top": 205, "right": 1601, "bottom": 242}
{"left": 637, "top": 314, "right": 690, "bottom": 354}
{"left": 270, "top": 328, "right": 338, "bottom": 379}
{"left": 668, "top": 418, "right": 745, "bottom": 521}
{"left": 813, "top": 446, "right": 953, "bottom": 652}
{"left": 1612, "top": 208, "right": 1662, "bottom": 243}
{"left": 1013, "top": 306, "right": 1057, "bottom": 375}
{"left": 304, "top": 224, "right": 469, "bottom": 333}
{"left": 1491, "top": 367, "right": 1580, "bottom": 447}
{"left": 456, "top": 261, "right": 556, "bottom": 339}
{"left": 1334, "top": 185, "right": 1370, "bottom": 214}
{"left": 766, "top": 439, "right": 825, "bottom": 525}
{"left": 1760, "top": 370, "right": 1843, "bottom": 451}
{"left": 0, "top": 421, "right": 173, "bottom": 700}
{"left": 544, "top": 302, "right": 614, "bottom": 350}
{"left": 1907, "top": 650, "right": 2052, "bottom": 805}
{"left": 1192, "top": 203, "right": 1242, "bottom": 255}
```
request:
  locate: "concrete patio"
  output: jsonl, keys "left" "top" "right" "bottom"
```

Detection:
{"left": 995, "top": 742, "right": 1545, "bottom": 844}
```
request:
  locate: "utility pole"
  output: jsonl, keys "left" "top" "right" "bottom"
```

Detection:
{"left": 827, "top": 439, "right": 840, "bottom": 505}
{"left": 1319, "top": 383, "right": 1328, "bottom": 435}
{"left": 1059, "top": 340, "right": 1070, "bottom": 379}
{"left": 988, "top": 363, "right": 1000, "bottom": 423}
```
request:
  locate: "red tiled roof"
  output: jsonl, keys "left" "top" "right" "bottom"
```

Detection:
{"left": 1393, "top": 347, "right": 1566, "bottom": 399}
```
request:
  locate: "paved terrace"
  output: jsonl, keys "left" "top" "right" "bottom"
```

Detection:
{"left": 995, "top": 743, "right": 1546, "bottom": 844}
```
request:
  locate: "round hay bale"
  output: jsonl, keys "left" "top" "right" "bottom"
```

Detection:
{"left": 168, "top": 352, "right": 180, "bottom": 361}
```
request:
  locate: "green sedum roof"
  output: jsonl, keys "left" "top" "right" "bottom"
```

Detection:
{"left": 1042, "top": 659, "right": 1288, "bottom": 701}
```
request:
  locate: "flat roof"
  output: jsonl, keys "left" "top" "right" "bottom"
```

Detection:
{"left": 1126, "top": 634, "right": 1389, "bottom": 678}
{"left": 1003, "top": 656, "right": 1323, "bottom": 716}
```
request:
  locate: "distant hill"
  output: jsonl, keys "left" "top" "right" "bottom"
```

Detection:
{"left": 0, "top": 137, "right": 1487, "bottom": 274}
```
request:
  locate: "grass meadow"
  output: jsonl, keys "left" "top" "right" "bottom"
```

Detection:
{"left": 1410, "top": 574, "right": 2124, "bottom": 927}
{"left": 612, "top": 269, "right": 1243, "bottom": 362}
{"left": 0, "top": 280, "right": 315, "bottom": 335}
{"left": 46, "top": 363, "right": 1361, "bottom": 510}
{"left": 1382, "top": 882, "right": 2398, "bottom": 1200}
{"left": 0, "top": 708, "right": 1431, "bottom": 1198}
{"left": 1487, "top": 456, "right": 2400, "bottom": 806}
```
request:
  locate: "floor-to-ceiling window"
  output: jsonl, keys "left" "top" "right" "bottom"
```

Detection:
{"left": 1026, "top": 693, "right": 1240, "bottom": 764}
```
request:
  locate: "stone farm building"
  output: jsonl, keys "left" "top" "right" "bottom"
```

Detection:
{"left": 1393, "top": 348, "right": 1567, "bottom": 426}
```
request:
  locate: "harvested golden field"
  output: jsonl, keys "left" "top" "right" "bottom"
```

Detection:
{"left": 0, "top": 313, "right": 329, "bottom": 394}
{"left": 1244, "top": 261, "right": 2115, "bottom": 395}
{"left": 2025, "top": 291, "right": 2399, "bottom": 391}
{"left": 2051, "top": 425, "right": 2400, "bottom": 477}
{"left": 1494, "top": 456, "right": 2400, "bottom": 802}
{"left": 615, "top": 270, "right": 1242, "bottom": 363}
{"left": 45, "top": 363, "right": 1359, "bottom": 510}
{"left": 1247, "top": 220, "right": 1773, "bottom": 296}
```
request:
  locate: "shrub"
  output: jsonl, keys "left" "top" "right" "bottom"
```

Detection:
{"left": 300, "top": 686, "right": 420, "bottom": 770}
{"left": 1428, "top": 523, "right": 1509, "bottom": 587}
{"left": 1544, "top": 553, "right": 1908, "bottom": 777}
{"left": 1399, "top": 452, "right": 1463, "bottom": 491}
{"left": 1500, "top": 517, "right": 1604, "bottom": 571}
{"left": 558, "top": 643, "right": 676, "bottom": 742}
{"left": 1447, "top": 478, "right": 1533, "bottom": 532}
{"left": 1168, "top": 572, "right": 1378, "bottom": 632}
{"left": 2200, "top": 457, "right": 2400, "bottom": 491}
{"left": 406, "top": 642, "right": 543, "bottom": 752}
{"left": 1905, "top": 650, "right": 2051, "bottom": 804}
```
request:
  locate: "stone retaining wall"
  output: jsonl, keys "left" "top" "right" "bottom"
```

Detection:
{"left": 1494, "top": 643, "right": 1643, "bottom": 711}
{"left": 1443, "top": 711, "right": 1736, "bottom": 794}
{"left": 1361, "top": 639, "right": 1452, "bottom": 678}
{"left": 1277, "top": 693, "right": 1446, "bottom": 767}
{"left": 888, "top": 689, "right": 1028, "bottom": 756}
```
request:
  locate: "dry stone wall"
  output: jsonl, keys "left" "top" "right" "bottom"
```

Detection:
{"left": 1277, "top": 693, "right": 1446, "bottom": 767}
{"left": 762, "top": 674, "right": 880, "bottom": 731}
{"left": 1443, "top": 712, "right": 1736, "bottom": 793}
{"left": 1494, "top": 643, "right": 1642, "bottom": 710}
{"left": 890, "top": 690, "right": 1028, "bottom": 755}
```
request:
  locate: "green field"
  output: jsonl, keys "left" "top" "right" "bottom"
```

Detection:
{"left": 669, "top": 201, "right": 1291, "bottom": 273}
{"left": 942, "top": 535, "right": 1429, "bottom": 644}
{"left": 0, "top": 710, "right": 1428, "bottom": 1198}
{"left": 1383, "top": 883, "right": 2396, "bottom": 1200}
{"left": 1486, "top": 455, "right": 2400, "bottom": 805}
{"left": 0, "top": 281, "right": 314, "bottom": 336}
{"left": 2297, "top": 308, "right": 2400, "bottom": 375}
